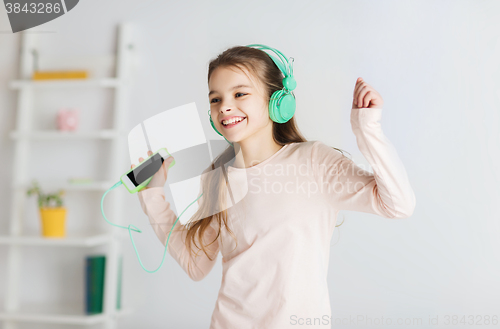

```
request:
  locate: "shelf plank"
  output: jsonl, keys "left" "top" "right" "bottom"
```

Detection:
{"left": 0, "top": 311, "right": 106, "bottom": 325}
{"left": 9, "top": 78, "right": 122, "bottom": 89}
{"left": 0, "top": 302, "right": 129, "bottom": 325}
{"left": 63, "top": 181, "right": 116, "bottom": 191}
{"left": 14, "top": 180, "right": 116, "bottom": 191}
{"left": 0, "top": 233, "right": 113, "bottom": 247}
{"left": 10, "top": 130, "right": 121, "bottom": 140}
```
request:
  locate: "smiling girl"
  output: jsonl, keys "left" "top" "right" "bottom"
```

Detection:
{"left": 133, "top": 45, "right": 416, "bottom": 328}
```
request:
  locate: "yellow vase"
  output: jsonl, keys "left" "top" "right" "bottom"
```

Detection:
{"left": 39, "top": 207, "right": 67, "bottom": 237}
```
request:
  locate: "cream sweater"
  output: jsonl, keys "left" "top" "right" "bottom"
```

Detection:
{"left": 138, "top": 107, "right": 416, "bottom": 328}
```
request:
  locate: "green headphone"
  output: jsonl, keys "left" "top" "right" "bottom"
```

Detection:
{"left": 208, "top": 44, "right": 296, "bottom": 141}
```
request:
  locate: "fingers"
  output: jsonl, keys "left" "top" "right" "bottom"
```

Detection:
{"left": 357, "top": 86, "right": 369, "bottom": 108}
{"left": 361, "top": 90, "right": 373, "bottom": 108}
{"left": 353, "top": 77, "right": 364, "bottom": 98}
{"left": 131, "top": 153, "right": 148, "bottom": 169}
{"left": 353, "top": 79, "right": 364, "bottom": 108}
{"left": 161, "top": 156, "right": 172, "bottom": 170}
{"left": 159, "top": 165, "right": 167, "bottom": 179}
{"left": 130, "top": 151, "right": 157, "bottom": 170}
{"left": 353, "top": 77, "right": 373, "bottom": 108}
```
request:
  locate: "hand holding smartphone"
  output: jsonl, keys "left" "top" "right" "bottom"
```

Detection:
{"left": 121, "top": 148, "right": 175, "bottom": 193}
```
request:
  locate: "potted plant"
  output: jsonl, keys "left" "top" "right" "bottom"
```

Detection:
{"left": 26, "top": 180, "right": 66, "bottom": 238}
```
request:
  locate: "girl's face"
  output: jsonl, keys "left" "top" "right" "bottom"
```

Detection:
{"left": 208, "top": 65, "right": 272, "bottom": 144}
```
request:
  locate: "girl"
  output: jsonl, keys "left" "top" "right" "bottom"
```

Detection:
{"left": 132, "top": 45, "right": 416, "bottom": 328}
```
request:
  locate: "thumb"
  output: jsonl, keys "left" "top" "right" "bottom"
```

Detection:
{"left": 158, "top": 156, "right": 174, "bottom": 179}
{"left": 163, "top": 156, "right": 174, "bottom": 168}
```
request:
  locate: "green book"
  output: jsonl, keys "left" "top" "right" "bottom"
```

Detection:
{"left": 85, "top": 254, "right": 123, "bottom": 314}
{"left": 85, "top": 255, "right": 105, "bottom": 314}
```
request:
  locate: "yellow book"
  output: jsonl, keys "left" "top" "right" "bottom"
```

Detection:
{"left": 32, "top": 71, "right": 88, "bottom": 80}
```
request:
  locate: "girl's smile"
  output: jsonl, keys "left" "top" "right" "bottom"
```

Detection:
{"left": 221, "top": 116, "right": 247, "bottom": 128}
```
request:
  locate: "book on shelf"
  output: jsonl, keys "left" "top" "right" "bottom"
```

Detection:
{"left": 32, "top": 70, "right": 88, "bottom": 80}
{"left": 85, "top": 254, "right": 122, "bottom": 314}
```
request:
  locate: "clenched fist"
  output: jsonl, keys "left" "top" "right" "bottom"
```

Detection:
{"left": 352, "top": 77, "right": 384, "bottom": 109}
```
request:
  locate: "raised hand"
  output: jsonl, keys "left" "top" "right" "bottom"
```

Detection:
{"left": 352, "top": 77, "right": 384, "bottom": 109}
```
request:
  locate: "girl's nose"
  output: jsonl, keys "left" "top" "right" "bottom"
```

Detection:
{"left": 218, "top": 98, "right": 234, "bottom": 112}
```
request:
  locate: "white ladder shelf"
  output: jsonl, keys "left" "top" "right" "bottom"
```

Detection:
{"left": 1, "top": 23, "right": 135, "bottom": 329}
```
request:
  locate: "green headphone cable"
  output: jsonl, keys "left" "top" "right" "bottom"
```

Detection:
{"left": 101, "top": 181, "right": 203, "bottom": 273}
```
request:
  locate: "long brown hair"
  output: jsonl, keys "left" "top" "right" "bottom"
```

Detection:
{"left": 175, "top": 46, "right": 347, "bottom": 274}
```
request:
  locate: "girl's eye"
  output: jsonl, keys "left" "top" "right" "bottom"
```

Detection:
{"left": 210, "top": 93, "right": 246, "bottom": 104}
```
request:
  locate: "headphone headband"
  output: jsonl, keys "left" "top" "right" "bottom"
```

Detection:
{"left": 245, "top": 44, "right": 294, "bottom": 77}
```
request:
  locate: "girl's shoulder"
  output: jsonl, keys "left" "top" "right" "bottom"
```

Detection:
{"left": 291, "top": 140, "right": 347, "bottom": 163}
{"left": 288, "top": 140, "right": 335, "bottom": 155}
{"left": 286, "top": 140, "right": 342, "bottom": 161}
{"left": 284, "top": 140, "right": 316, "bottom": 156}
{"left": 287, "top": 140, "right": 318, "bottom": 150}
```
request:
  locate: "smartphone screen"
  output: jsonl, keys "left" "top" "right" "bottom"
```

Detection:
{"left": 127, "top": 153, "right": 164, "bottom": 187}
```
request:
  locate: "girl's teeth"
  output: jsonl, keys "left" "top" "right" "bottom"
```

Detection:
{"left": 224, "top": 117, "right": 245, "bottom": 126}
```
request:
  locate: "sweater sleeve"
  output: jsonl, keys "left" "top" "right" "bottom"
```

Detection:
{"left": 137, "top": 175, "right": 220, "bottom": 281}
{"left": 311, "top": 107, "right": 416, "bottom": 219}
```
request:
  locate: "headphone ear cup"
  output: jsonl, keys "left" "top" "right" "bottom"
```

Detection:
{"left": 268, "top": 90, "right": 282, "bottom": 123}
{"left": 269, "top": 90, "right": 296, "bottom": 123}
{"left": 277, "top": 93, "right": 296, "bottom": 123}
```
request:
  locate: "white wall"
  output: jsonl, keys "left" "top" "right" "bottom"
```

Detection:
{"left": 1, "top": 0, "right": 499, "bottom": 328}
